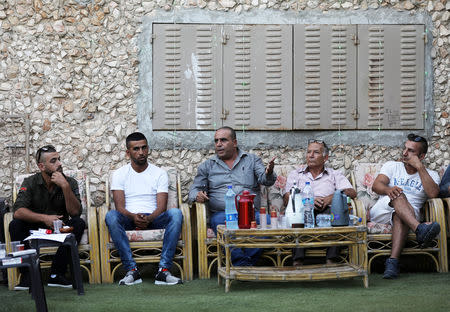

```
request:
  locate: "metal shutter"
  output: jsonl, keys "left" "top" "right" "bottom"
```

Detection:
{"left": 152, "top": 24, "right": 222, "bottom": 130}
{"left": 357, "top": 25, "right": 425, "bottom": 129}
{"left": 222, "top": 24, "right": 292, "bottom": 130}
{"left": 293, "top": 24, "right": 357, "bottom": 130}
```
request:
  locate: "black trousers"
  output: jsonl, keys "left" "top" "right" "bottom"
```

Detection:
{"left": 9, "top": 216, "right": 85, "bottom": 275}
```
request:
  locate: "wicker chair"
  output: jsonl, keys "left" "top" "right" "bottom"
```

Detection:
{"left": 442, "top": 197, "right": 450, "bottom": 241}
{"left": 352, "top": 162, "right": 448, "bottom": 273}
{"left": 4, "top": 170, "right": 101, "bottom": 290}
{"left": 98, "top": 167, "right": 193, "bottom": 283}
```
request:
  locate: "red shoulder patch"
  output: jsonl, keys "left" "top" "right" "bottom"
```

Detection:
{"left": 20, "top": 187, "right": 27, "bottom": 192}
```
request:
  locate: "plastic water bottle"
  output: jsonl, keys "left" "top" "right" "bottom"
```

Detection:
{"left": 349, "top": 214, "right": 362, "bottom": 226}
{"left": 225, "top": 185, "right": 239, "bottom": 229}
{"left": 303, "top": 182, "right": 315, "bottom": 228}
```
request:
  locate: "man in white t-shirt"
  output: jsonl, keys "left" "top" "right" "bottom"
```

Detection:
{"left": 105, "top": 132, "right": 183, "bottom": 286}
{"left": 370, "top": 133, "right": 441, "bottom": 279}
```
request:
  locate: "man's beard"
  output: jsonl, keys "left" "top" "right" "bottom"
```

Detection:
{"left": 44, "top": 166, "right": 63, "bottom": 176}
{"left": 132, "top": 157, "right": 147, "bottom": 166}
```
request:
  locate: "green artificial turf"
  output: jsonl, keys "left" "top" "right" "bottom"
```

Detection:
{"left": 1, "top": 273, "right": 450, "bottom": 312}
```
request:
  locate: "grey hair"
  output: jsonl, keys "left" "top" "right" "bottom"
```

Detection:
{"left": 307, "top": 141, "right": 329, "bottom": 157}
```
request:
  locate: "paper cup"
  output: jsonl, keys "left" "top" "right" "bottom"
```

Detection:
{"left": 10, "top": 241, "right": 21, "bottom": 252}
{"left": 53, "top": 219, "right": 63, "bottom": 234}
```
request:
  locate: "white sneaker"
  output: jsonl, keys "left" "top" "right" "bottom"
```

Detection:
{"left": 119, "top": 270, "right": 142, "bottom": 286}
{"left": 155, "top": 269, "right": 182, "bottom": 285}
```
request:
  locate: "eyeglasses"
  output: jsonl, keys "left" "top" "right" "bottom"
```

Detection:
{"left": 308, "top": 139, "right": 324, "bottom": 144}
{"left": 35, "top": 145, "right": 55, "bottom": 163}
{"left": 407, "top": 134, "right": 426, "bottom": 143}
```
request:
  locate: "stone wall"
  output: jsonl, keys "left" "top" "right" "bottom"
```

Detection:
{"left": 0, "top": 0, "right": 448, "bottom": 206}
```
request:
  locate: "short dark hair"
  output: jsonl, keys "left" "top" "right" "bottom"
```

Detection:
{"left": 35, "top": 145, "right": 56, "bottom": 163}
{"left": 216, "top": 126, "right": 236, "bottom": 140}
{"left": 126, "top": 132, "right": 147, "bottom": 149}
{"left": 407, "top": 133, "right": 428, "bottom": 155}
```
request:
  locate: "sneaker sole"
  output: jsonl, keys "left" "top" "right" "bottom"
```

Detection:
{"left": 155, "top": 280, "right": 182, "bottom": 285}
{"left": 119, "top": 278, "right": 142, "bottom": 286}
{"left": 13, "top": 286, "right": 30, "bottom": 291}
{"left": 48, "top": 283, "right": 73, "bottom": 288}
{"left": 383, "top": 272, "right": 398, "bottom": 279}
{"left": 419, "top": 223, "right": 441, "bottom": 247}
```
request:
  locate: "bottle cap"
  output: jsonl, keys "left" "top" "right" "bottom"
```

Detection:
{"left": 270, "top": 210, "right": 277, "bottom": 218}
{"left": 260, "top": 207, "right": 266, "bottom": 214}
{"left": 250, "top": 221, "right": 257, "bottom": 229}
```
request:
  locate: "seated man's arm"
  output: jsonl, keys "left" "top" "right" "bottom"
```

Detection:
{"left": 13, "top": 179, "right": 62, "bottom": 228}
{"left": 314, "top": 188, "right": 356, "bottom": 213}
{"left": 254, "top": 156, "right": 277, "bottom": 186}
{"left": 188, "top": 162, "right": 209, "bottom": 204}
{"left": 342, "top": 188, "right": 357, "bottom": 199}
{"left": 146, "top": 192, "right": 168, "bottom": 224}
{"left": 406, "top": 155, "right": 439, "bottom": 198}
{"left": 372, "top": 173, "right": 403, "bottom": 200}
{"left": 113, "top": 190, "right": 144, "bottom": 228}
{"left": 52, "top": 172, "right": 81, "bottom": 217}
{"left": 417, "top": 168, "right": 440, "bottom": 198}
{"left": 315, "top": 172, "right": 356, "bottom": 212}
{"left": 14, "top": 208, "right": 62, "bottom": 228}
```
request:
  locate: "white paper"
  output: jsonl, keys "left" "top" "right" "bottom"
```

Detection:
{"left": 2, "top": 258, "right": 22, "bottom": 265}
{"left": 24, "top": 233, "right": 70, "bottom": 243}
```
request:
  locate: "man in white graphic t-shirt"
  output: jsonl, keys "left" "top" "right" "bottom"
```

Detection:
{"left": 370, "top": 133, "right": 441, "bottom": 279}
{"left": 105, "top": 132, "right": 183, "bottom": 286}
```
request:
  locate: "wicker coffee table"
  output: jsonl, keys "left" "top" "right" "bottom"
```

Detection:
{"left": 216, "top": 225, "right": 368, "bottom": 292}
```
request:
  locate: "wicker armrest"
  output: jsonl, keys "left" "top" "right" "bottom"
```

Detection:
{"left": 352, "top": 198, "right": 367, "bottom": 225}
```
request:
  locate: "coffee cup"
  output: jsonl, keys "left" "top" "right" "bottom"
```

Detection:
{"left": 53, "top": 219, "right": 63, "bottom": 234}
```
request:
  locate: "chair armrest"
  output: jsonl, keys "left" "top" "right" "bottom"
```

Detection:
{"left": 350, "top": 171, "right": 356, "bottom": 190}
{"left": 194, "top": 202, "right": 208, "bottom": 242}
{"left": 423, "top": 198, "right": 446, "bottom": 227}
{"left": 98, "top": 204, "right": 111, "bottom": 246}
{"left": 423, "top": 198, "right": 448, "bottom": 272}
{"left": 3, "top": 212, "right": 13, "bottom": 252}
{"left": 352, "top": 198, "right": 367, "bottom": 225}
{"left": 442, "top": 198, "right": 450, "bottom": 237}
{"left": 180, "top": 203, "right": 191, "bottom": 242}
{"left": 85, "top": 176, "right": 98, "bottom": 245}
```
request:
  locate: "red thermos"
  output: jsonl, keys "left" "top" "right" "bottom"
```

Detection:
{"left": 235, "top": 190, "right": 256, "bottom": 229}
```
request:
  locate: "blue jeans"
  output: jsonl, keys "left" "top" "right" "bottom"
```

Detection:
{"left": 105, "top": 208, "right": 183, "bottom": 271}
{"left": 210, "top": 211, "right": 267, "bottom": 266}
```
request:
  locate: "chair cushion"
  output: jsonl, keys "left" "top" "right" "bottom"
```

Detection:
{"left": 108, "top": 229, "right": 166, "bottom": 242}
{"left": 127, "top": 229, "right": 165, "bottom": 241}
{"left": 354, "top": 163, "right": 383, "bottom": 221}
{"left": 162, "top": 167, "right": 179, "bottom": 209}
{"left": 367, "top": 221, "right": 392, "bottom": 234}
